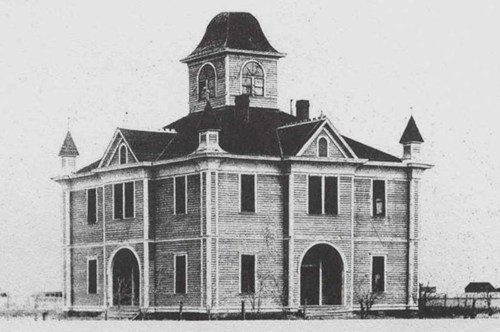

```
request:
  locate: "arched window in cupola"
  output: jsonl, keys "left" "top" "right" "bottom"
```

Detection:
{"left": 318, "top": 137, "right": 328, "bottom": 157}
{"left": 119, "top": 144, "right": 128, "bottom": 165}
{"left": 198, "top": 63, "right": 216, "bottom": 101}
{"left": 242, "top": 61, "right": 264, "bottom": 96}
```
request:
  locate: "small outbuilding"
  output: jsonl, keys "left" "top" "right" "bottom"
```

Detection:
{"left": 465, "top": 282, "right": 497, "bottom": 293}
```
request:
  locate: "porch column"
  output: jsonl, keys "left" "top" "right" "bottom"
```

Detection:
{"left": 143, "top": 178, "right": 150, "bottom": 308}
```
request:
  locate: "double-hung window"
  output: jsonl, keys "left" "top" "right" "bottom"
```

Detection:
{"left": 240, "top": 174, "right": 255, "bottom": 213}
{"left": 88, "top": 258, "right": 97, "bottom": 294}
{"left": 240, "top": 254, "right": 256, "bottom": 294}
{"left": 113, "top": 182, "right": 134, "bottom": 219}
{"left": 372, "top": 180, "right": 386, "bottom": 217}
{"left": 87, "top": 188, "right": 97, "bottom": 224}
{"left": 174, "top": 176, "right": 187, "bottom": 215}
{"left": 371, "top": 256, "right": 386, "bottom": 292}
{"left": 308, "top": 176, "right": 338, "bottom": 215}
{"left": 174, "top": 254, "right": 187, "bottom": 294}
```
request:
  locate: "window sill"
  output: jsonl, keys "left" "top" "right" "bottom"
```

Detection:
{"left": 239, "top": 292, "right": 255, "bottom": 296}
{"left": 308, "top": 213, "right": 339, "bottom": 217}
{"left": 111, "top": 217, "right": 135, "bottom": 222}
{"left": 239, "top": 211, "right": 256, "bottom": 215}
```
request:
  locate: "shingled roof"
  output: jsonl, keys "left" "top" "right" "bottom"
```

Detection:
{"left": 58, "top": 131, "right": 79, "bottom": 157}
{"left": 182, "top": 12, "right": 283, "bottom": 62}
{"left": 119, "top": 128, "right": 176, "bottom": 162}
{"left": 76, "top": 107, "right": 402, "bottom": 174}
{"left": 400, "top": 116, "right": 424, "bottom": 144}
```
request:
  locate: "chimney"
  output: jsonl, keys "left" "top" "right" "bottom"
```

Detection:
{"left": 296, "top": 100, "right": 310, "bottom": 121}
{"left": 235, "top": 94, "right": 250, "bottom": 122}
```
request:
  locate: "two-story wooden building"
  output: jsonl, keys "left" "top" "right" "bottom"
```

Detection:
{"left": 54, "top": 12, "right": 432, "bottom": 316}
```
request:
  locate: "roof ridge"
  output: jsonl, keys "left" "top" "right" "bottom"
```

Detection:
{"left": 118, "top": 127, "right": 177, "bottom": 134}
{"left": 277, "top": 117, "right": 325, "bottom": 129}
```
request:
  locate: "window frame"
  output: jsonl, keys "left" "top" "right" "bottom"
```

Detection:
{"left": 239, "top": 173, "right": 257, "bottom": 213}
{"left": 197, "top": 63, "right": 217, "bottom": 101}
{"left": 86, "top": 188, "right": 98, "bottom": 224}
{"left": 371, "top": 179, "right": 387, "bottom": 217}
{"left": 317, "top": 136, "right": 329, "bottom": 157}
{"left": 240, "top": 61, "right": 265, "bottom": 97}
{"left": 307, "top": 175, "right": 339, "bottom": 215}
{"left": 113, "top": 181, "right": 135, "bottom": 220}
{"left": 370, "top": 255, "right": 387, "bottom": 293}
{"left": 174, "top": 253, "right": 188, "bottom": 294}
{"left": 173, "top": 176, "right": 188, "bottom": 215}
{"left": 239, "top": 254, "right": 257, "bottom": 294}
{"left": 118, "top": 143, "right": 128, "bottom": 165}
{"left": 87, "top": 257, "right": 98, "bottom": 295}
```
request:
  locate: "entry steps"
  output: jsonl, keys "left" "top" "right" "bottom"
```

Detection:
{"left": 302, "top": 306, "right": 355, "bottom": 319}
{"left": 104, "top": 306, "right": 142, "bottom": 320}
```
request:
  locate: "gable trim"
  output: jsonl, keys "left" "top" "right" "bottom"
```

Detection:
{"left": 98, "top": 129, "right": 139, "bottom": 168}
{"left": 296, "top": 121, "right": 347, "bottom": 158}
{"left": 296, "top": 119, "right": 358, "bottom": 159}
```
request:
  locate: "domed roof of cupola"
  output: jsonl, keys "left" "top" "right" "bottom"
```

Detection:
{"left": 182, "top": 12, "right": 284, "bottom": 62}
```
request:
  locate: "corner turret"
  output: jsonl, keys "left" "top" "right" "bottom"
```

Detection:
{"left": 58, "top": 131, "right": 79, "bottom": 175}
{"left": 399, "top": 116, "right": 424, "bottom": 161}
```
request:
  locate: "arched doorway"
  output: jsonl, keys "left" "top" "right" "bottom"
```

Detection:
{"left": 300, "top": 243, "right": 344, "bottom": 306}
{"left": 111, "top": 248, "right": 140, "bottom": 306}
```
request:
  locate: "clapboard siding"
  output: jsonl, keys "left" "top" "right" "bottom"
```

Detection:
{"left": 188, "top": 56, "right": 227, "bottom": 113}
{"left": 150, "top": 174, "right": 201, "bottom": 240}
{"left": 105, "top": 180, "right": 144, "bottom": 242}
{"left": 71, "top": 246, "right": 104, "bottom": 307}
{"left": 352, "top": 241, "right": 408, "bottom": 305}
{"left": 70, "top": 189, "right": 103, "bottom": 244}
{"left": 301, "top": 129, "right": 346, "bottom": 158}
{"left": 227, "top": 54, "right": 278, "bottom": 109}
{"left": 218, "top": 173, "right": 285, "bottom": 238}
{"left": 151, "top": 240, "right": 201, "bottom": 307}
{"left": 217, "top": 238, "right": 285, "bottom": 308}
{"left": 354, "top": 178, "right": 409, "bottom": 238}
{"left": 294, "top": 174, "right": 352, "bottom": 238}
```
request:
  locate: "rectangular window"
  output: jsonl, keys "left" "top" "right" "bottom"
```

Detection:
{"left": 88, "top": 259, "right": 97, "bottom": 294}
{"left": 240, "top": 174, "right": 255, "bottom": 212}
{"left": 175, "top": 176, "right": 186, "bottom": 214}
{"left": 309, "top": 176, "right": 338, "bottom": 215}
{"left": 241, "top": 255, "right": 255, "bottom": 294}
{"left": 175, "top": 255, "right": 187, "bottom": 294}
{"left": 114, "top": 182, "right": 134, "bottom": 219}
{"left": 372, "top": 180, "right": 386, "bottom": 217}
{"left": 308, "top": 176, "right": 322, "bottom": 214}
{"left": 371, "top": 256, "right": 385, "bottom": 292}
{"left": 87, "top": 188, "right": 97, "bottom": 224}
{"left": 124, "top": 182, "right": 134, "bottom": 218}
{"left": 113, "top": 184, "right": 123, "bottom": 220}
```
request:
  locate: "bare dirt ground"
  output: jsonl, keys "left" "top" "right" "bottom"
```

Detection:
{"left": 1, "top": 319, "right": 499, "bottom": 332}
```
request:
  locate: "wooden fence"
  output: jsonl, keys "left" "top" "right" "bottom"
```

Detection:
{"left": 424, "top": 295, "right": 500, "bottom": 309}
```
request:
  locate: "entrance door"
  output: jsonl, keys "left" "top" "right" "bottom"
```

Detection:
{"left": 112, "top": 249, "right": 140, "bottom": 306}
{"left": 300, "top": 243, "right": 344, "bottom": 306}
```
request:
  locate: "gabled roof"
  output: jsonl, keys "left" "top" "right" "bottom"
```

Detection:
{"left": 342, "top": 136, "right": 401, "bottom": 162}
{"left": 400, "top": 116, "right": 424, "bottom": 144}
{"left": 277, "top": 120, "right": 324, "bottom": 156}
{"left": 119, "top": 128, "right": 176, "bottom": 162}
{"left": 75, "top": 107, "right": 403, "bottom": 174}
{"left": 182, "top": 12, "right": 284, "bottom": 62}
{"left": 77, "top": 159, "right": 101, "bottom": 174}
{"left": 58, "top": 131, "right": 79, "bottom": 157}
{"left": 465, "top": 282, "right": 497, "bottom": 293}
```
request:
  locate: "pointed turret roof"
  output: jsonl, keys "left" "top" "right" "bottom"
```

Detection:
{"left": 182, "top": 12, "right": 285, "bottom": 62}
{"left": 58, "top": 131, "right": 79, "bottom": 157}
{"left": 399, "top": 116, "right": 424, "bottom": 144}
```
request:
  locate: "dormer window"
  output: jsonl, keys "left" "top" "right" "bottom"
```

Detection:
{"left": 119, "top": 144, "right": 128, "bottom": 165}
{"left": 318, "top": 137, "right": 328, "bottom": 157}
{"left": 198, "top": 64, "right": 216, "bottom": 101}
{"left": 242, "top": 62, "right": 264, "bottom": 96}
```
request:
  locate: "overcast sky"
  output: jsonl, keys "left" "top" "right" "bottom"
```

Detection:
{"left": 1, "top": 0, "right": 500, "bottom": 298}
